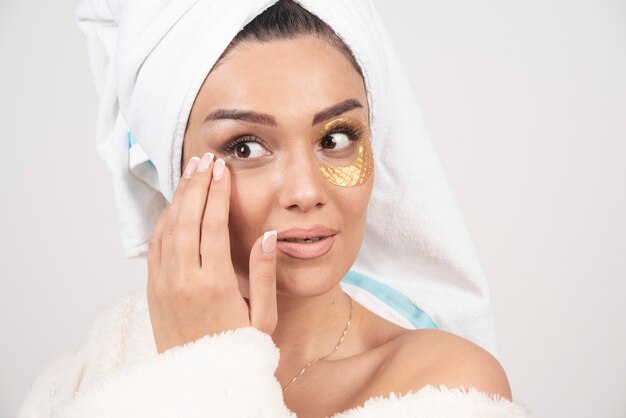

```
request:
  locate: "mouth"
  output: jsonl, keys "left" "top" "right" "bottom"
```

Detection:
{"left": 276, "top": 235, "right": 336, "bottom": 259}
{"left": 276, "top": 225, "right": 337, "bottom": 241}
{"left": 279, "top": 236, "right": 328, "bottom": 243}
{"left": 275, "top": 225, "right": 338, "bottom": 259}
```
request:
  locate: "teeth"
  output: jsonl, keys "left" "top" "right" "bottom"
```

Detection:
{"left": 283, "top": 237, "right": 325, "bottom": 243}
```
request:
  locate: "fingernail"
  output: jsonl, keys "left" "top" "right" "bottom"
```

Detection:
{"left": 262, "top": 230, "right": 277, "bottom": 257}
{"left": 196, "top": 152, "right": 214, "bottom": 172}
{"left": 183, "top": 157, "right": 200, "bottom": 179}
{"left": 213, "top": 159, "right": 225, "bottom": 180}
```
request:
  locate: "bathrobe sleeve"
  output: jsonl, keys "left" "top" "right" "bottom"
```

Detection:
{"left": 16, "top": 349, "right": 87, "bottom": 418}
{"left": 19, "top": 326, "right": 296, "bottom": 418}
{"left": 55, "top": 326, "right": 296, "bottom": 418}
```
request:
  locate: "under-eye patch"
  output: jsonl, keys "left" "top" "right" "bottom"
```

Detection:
{"left": 317, "top": 117, "right": 374, "bottom": 187}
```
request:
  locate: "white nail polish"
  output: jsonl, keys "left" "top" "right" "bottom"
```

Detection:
{"left": 262, "top": 230, "right": 277, "bottom": 256}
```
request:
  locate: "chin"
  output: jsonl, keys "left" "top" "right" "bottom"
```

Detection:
{"left": 274, "top": 256, "right": 350, "bottom": 298}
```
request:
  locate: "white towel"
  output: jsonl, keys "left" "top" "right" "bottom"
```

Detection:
{"left": 75, "top": 0, "right": 498, "bottom": 356}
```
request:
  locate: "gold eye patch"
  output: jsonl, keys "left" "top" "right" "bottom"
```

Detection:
{"left": 318, "top": 118, "right": 374, "bottom": 187}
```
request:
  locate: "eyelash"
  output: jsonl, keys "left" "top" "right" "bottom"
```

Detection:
{"left": 222, "top": 123, "right": 363, "bottom": 156}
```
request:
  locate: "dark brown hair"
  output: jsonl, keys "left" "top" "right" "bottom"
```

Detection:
{"left": 214, "top": 0, "right": 364, "bottom": 79}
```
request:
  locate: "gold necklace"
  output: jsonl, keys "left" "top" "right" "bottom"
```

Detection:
{"left": 281, "top": 293, "right": 353, "bottom": 393}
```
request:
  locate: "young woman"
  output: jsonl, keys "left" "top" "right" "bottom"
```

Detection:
{"left": 18, "top": 1, "right": 531, "bottom": 417}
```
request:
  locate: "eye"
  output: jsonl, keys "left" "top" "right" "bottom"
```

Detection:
{"left": 319, "top": 122, "right": 362, "bottom": 153}
{"left": 321, "top": 132, "right": 352, "bottom": 151}
{"left": 223, "top": 136, "right": 270, "bottom": 160}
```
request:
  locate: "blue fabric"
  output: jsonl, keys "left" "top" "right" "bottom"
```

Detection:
{"left": 127, "top": 131, "right": 138, "bottom": 148}
{"left": 128, "top": 132, "right": 156, "bottom": 168}
{"left": 341, "top": 270, "right": 437, "bottom": 329}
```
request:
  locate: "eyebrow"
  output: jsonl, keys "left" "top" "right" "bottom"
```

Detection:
{"left": 203, "top": 98, "right": 363, "bottom": 127}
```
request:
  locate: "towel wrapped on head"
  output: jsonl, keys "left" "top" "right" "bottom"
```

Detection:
{"left": 76, "top": 0, "right": 498, "bottom": 356}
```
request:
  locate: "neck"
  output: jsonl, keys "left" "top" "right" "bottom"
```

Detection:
{"left": 271, "top": 285, "right": 355, "bottom": 364}
{"left": 237, "top": 276, "right": 365, "bottom": 367}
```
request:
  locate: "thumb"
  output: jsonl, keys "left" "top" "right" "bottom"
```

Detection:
{"left": 248, "top": 230, "right": 278, "bottom": 334}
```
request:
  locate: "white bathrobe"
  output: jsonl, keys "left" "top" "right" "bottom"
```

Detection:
{"left": 17, "top": 289, "right": 532, "bottom": 418}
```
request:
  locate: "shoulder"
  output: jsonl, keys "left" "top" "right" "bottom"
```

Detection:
{"left": 382, "top": 329, "right": 512, "bottom": 401}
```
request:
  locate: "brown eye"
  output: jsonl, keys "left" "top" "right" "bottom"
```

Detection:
{"left": 235, "top": 141, "right": 263, "bottom": 159}
{"left": 321, "top": 132, "right": 351, "bottom": 150}
{"left": 236, "top": 144, "right": 251, "bottom": 158}
{"left": 224, "top": 135, "right": 268, "bottom": 160}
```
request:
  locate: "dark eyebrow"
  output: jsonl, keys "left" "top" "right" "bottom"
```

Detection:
{"left": 311, "top": 99, "right": 363, "bottom": 125}
{"left": 203, "top": 98, "right": 364, "bottom": 127}
{"left": 203, "top": 109, "right": 278, "bottom": 126}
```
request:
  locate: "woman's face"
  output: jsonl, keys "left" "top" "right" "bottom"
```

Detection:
{"left": 182, "top": 35, "right": 373, "bottom": 298}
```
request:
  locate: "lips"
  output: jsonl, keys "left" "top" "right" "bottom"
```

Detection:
{"left": 276, "top": 225, "right": 337, "bottom": 259}
{"left": 277, "top": 225, "right": 337, "bottom": 241}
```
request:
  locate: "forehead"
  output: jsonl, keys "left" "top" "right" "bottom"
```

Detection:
{"left": 197, "top": 36, "right": 368, "bottom": 123}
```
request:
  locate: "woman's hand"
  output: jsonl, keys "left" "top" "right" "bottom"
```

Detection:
{"left": 147, "top": 153, "right": 278, "bottom": 354}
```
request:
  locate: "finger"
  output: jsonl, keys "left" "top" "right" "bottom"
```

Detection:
{"left": 147, "top": 206, "right": 170, "bottom": 284}
{"left": 162, "top": 156, "right": 200, "bottom": 262}
{"left": 199, "top": 159, "right": 233, "bottom": 270}
{"left": 175, "top": 152, "right": 216, "bottom": 270}
{"left": 248, "top": 230, "right": 278, "bottom": 334}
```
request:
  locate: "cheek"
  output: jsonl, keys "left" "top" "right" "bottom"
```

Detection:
{"left": 227, "top": 173, "right": 272, "bottom": 264}
{"left": 319, "top": 139, "right": 374, "bottom": 188}
{"left": 334, "top": 179, "right": 373, "bottom": 235}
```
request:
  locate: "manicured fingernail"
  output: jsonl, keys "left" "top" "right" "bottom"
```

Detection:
{"left": 183, "top": 157, "right": 200, "bottom": 179}
{"left": 213, "top": 159, "right": 225, "bottom": 180}
{"left": 262, "top": 230, "right": 277, "bottom": 257}
{"left": 196, "top": 152, "right": 214, "bottom": 172}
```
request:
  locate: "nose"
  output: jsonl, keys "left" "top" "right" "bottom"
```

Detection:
{"left": 277, "top": 149, "right": 329, "bottom": 212}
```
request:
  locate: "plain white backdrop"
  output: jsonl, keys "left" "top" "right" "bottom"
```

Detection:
{"left": 1, "top": 1, "right": 625, "bottom": 417}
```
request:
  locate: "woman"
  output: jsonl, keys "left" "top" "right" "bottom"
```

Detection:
{"left": 18, "top": 1, "right": 531, "bottom": 417}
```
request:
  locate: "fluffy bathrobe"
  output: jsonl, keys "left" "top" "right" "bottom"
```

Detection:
{"left": 17, "top": 288, "right": 532, "bottom": 418}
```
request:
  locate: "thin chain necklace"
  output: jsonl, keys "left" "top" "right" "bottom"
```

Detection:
{"left": 281, "top": 293, "right": 353, "bottom": 393}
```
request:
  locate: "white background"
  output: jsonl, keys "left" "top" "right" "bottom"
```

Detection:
{"left": 1, "top": 1, "right": 625, "bottom": 417}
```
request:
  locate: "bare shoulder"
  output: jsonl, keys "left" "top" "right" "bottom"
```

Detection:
{"left": 380, "top": 328, "right": 512, "bottom": 401}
